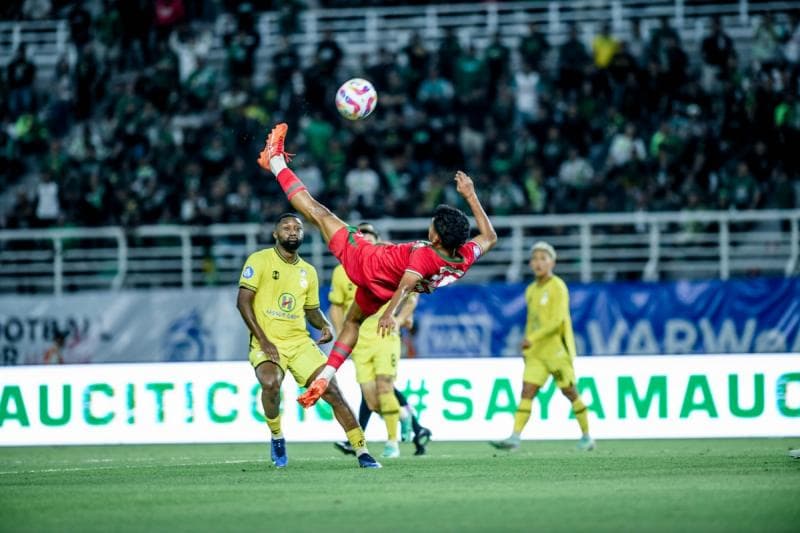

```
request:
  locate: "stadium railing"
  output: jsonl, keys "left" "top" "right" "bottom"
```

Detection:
{"left": 2, "top": 0, "right": 795, "bottom": 84}
{"left": 1, "top": 209, "right": 797, "bottom": 295}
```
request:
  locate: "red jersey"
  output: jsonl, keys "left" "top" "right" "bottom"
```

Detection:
{"left": 329, "top": 226, "right": 483, "bottom": 303}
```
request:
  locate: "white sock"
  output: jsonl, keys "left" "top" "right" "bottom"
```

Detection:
{"left": 271, "top": 433, "right": 284, "bottom": 440}
{"left": 510, "top": 432, "right": 521, "bottom": 441}
{"left": 270, "top": 155, "right": 287, "bottom": 174}
{"left": 399, "top": 408, "right": 410, "bottom": 421}
{"left": 355, "top": 447, "right": 368, "bottom": 456}
{"left": 318, "top": 365, "right": 336, "bottom": 382}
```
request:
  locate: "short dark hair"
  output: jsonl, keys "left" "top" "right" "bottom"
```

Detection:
{"left": 275, "top": 212, "right": 302, "bottom": 227}
{"left": 433, "top": 204, "right": 470, "bottom": 250}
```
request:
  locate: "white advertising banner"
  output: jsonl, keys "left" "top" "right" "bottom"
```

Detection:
{"left": 0, "top": 288, "right": 249, "bottom": 365}
{"left": 1, "top": 355, "right": 798, "bottom": 445}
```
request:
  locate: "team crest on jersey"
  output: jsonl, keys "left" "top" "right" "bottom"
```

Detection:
{"left": 272, "top": 270, "right": 280, "bottom": 280}
{"left": 278, "top": 293, "right": 296, "bottom": 312}
{"left": 540, "top": 291, "right": 549, "bottom": 305}
{"left": 242, "top": 266, "right": 254, "bottom": 279}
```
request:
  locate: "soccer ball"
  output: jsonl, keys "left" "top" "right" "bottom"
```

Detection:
{"left": 335, "top": 78, "right": 378, "bottom": 120}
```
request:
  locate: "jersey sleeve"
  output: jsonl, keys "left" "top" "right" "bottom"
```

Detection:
{"left": 328, "top": 266, "right": 348, "bottom": 305}
{"left": 405, "top": 247, "right": 436, "bottom": 278}
{"left": 239, "top": 252, "right": 264, "bottom": 291}
{"left": 462, "top": 240, "right": 483, "bottom": 264}
{"left": 305, "top": 265, "right": 320, "bottom": 309}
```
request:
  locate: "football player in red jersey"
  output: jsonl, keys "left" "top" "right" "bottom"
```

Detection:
{"left": 257, "top": 123, "right": 498, "bottom": 407}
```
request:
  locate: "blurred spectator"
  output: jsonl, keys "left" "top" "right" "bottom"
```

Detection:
{"left": 607, "top": 123, "right": 646, "bottom": 169}
{"left": 402, "top": 31, "right": 431, "bottom": 97}
{"left": 558, "top": 148, "right": 593, "bottom": 195}
{"left": 752, "top": 14, "right": 782, "bottom": 68}
{"left": 519, "top": 22, "right": 550, "bottom": 71}
{"left": 726, "top": 161, "right": 760, "bottom": 210}
{"left": 345, "top": 156, "right": 381, "bottom": 213}
{"left": 35, "top": 172, "right": 60, "bottom": 227}
{"left": 316, "top": 29, "right": 343, "bottom": 77}
{"left": 224, "top": 4, "right": 260, "bottom": 83}
{"left": 558, "top": 24, "right": 590, "bottom": 94}
{"left": 7, "top": 45, "right": 36, "bottom": 118}
{"left": 417, "top": 66, "right": 454, "bottom": 119}
{"left": 592, "top": 22, "right": 619, "bottom": 69}
{"left": 68, "top": 3, "right": 92, "bottom": 50}
{"left": 170, "top": 26, "right": 212, "bottom": 84}
{"left": 437, "top": 27, "right": 462, "bottom": 82}
{"left": 489, "top": 173, "right": 525, "bottom": 215}
{"left": 514, "top": 60, "right": 541, "bottom": 126}
{"left": 648, "top": 16, "right": 681, "bottom": 62}
{"left": 484, "top": 32, "right": 511, "bottom": 96}
{"left": 701, "top": 17, "right": 736, "bottom": 94}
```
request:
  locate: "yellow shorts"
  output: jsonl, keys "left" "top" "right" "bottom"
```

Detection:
{"left": 249, "top": 339, "right": 326, "bottom": 387}
{"left": 523, "top": 349, "right": 575, "bottom": 389}
{"left": 350, "top": 331, "right": 400, "bottom": 384}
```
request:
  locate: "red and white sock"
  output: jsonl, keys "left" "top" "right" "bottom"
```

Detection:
{"left": 270, "top": 156, "right": 307, "bottom": 200}
{"left": 317, "top": 341, "right": 353, "bottom": 381}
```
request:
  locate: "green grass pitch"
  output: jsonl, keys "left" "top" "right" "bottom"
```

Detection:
{"left": 1, "top": 439, "right": 798, "bottom": 532}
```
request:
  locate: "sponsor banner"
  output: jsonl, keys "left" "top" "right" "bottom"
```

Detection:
{"left": 412, "top": 277, "right": 800, "bottom": 357}
{"left": 1, "top": 355, "right": 798, "bottom": 445}
{"left": 0, "top": 288, "right": 247, "bottom": 365}
{"left": 0, "top": 278, "right": 798, "bottom": 364}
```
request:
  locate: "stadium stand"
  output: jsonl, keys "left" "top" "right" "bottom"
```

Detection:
{"left": 0, "top": 0, "right": 798, "bottom": 292}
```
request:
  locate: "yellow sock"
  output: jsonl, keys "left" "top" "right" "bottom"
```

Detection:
{"left": 379, "top": 392, "right": 400, "bottom": 442}
{"left": 266, "top": 415, "right": 282, "bottom": 438}
{"left": 346, "top": 427, "right": 366, "bottom": 453}
{"left": 572, "top": 398, "right": 589, "bottom": 435}
{"left": 513, "top": 398, "right": 533, "bottom": 434}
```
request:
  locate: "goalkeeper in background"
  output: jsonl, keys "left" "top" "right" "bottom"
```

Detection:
{"left": 330, "top": 222, "right": 432, "bottom": 458}
{"left": 491, "top": 241, "right": 595, "bottom": 452}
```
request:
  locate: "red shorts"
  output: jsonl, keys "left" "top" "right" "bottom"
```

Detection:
{"left": 328, "top": 226, "right": 390, "bottom": 316}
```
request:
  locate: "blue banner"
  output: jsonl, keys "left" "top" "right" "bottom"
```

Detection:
{"left": 323, "top": 278, "right": 800, "bottom": 357}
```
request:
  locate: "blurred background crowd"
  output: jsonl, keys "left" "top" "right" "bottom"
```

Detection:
{"left": 1, "top": 0, "right": 799, "bottom": 231}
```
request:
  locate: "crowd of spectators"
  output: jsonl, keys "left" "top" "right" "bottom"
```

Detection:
{"left": 1, "top": 1, "right": 799, "bottom": 231}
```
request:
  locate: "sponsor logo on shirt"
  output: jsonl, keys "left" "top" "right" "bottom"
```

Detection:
{"left": 279, "top": 293, "right": 297, "bottom": 312}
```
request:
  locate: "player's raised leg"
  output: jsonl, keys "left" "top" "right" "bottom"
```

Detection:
{"left": 258, "top": 123, "right": 347, "bottom": 243}
{"left": 318, "top": 375, "right": 381, "bottom": 468}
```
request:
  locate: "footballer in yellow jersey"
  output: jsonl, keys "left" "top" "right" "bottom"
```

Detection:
{"left": 329, "top": 223, "right": 431, "bottom": 457}
{"left": 236, "top": 213, "right": 381, "bottom": 468}
{"left": 490, "top": 241, "right": 595, "bottom": 452}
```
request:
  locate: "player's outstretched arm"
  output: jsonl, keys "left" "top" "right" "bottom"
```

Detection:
{"left": 377, "top": 272, "right": 420, "bottom": 338}
{"left": 454, "top": 171, "right": 498, "bottom": 254}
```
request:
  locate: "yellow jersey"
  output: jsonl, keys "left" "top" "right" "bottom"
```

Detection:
{"left": 239, "top": 247, "right": 320, "bottom": 349}
{"left": 523, "top": 274, "right": 577, "bottom": 359}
